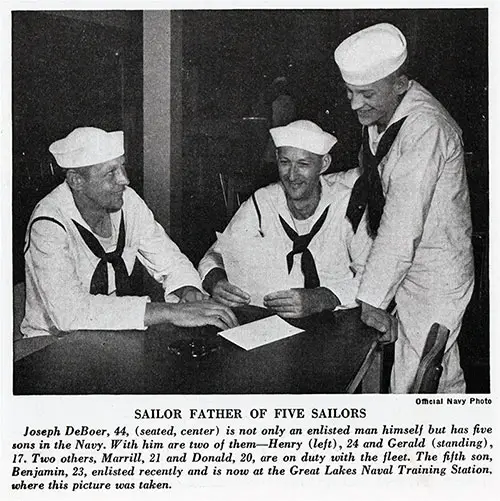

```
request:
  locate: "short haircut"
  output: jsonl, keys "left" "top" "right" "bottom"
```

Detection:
{"left": 393, "top": 59, "right": 409, "bottom": 79}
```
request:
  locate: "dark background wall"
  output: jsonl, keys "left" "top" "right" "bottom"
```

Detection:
{"left": 182, "top": 9, "right": 487, "bottom": 159}
{"left": 12, "top": 11, "right": 143, "bottom": 284}
{"left": 180, "top": 9, "right": 487, "bottom": 256}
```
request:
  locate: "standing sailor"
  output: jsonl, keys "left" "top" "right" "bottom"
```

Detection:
{"left": 334, "top": 23, "right": 474, "bottom": 392}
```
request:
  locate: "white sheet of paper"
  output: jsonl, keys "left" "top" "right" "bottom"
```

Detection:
{"left": 219, "top": 315, "right": 304, "bottom": 351}
{"left": 217, "top": 231, "right": 292, "bottom": 306}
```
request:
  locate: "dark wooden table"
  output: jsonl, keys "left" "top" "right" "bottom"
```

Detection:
{"left": 14, "top": 306, "right": 382, "bottom": 395}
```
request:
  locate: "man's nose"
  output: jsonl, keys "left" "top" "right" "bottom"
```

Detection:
{"left": 350, "top": 92, "right": 364, "bottom": 111}
{"left": 288, "top": 164, "right": 299, "bottom": 180}
{"left": 116, "top": 166, "right": 129, "bottom": 186}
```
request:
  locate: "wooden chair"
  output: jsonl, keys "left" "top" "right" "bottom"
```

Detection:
{"left": 218, "top": 173, "right": 254, "bottom": 221}
{"left": 409, "top": 323, "right": 450, "bottom": 393}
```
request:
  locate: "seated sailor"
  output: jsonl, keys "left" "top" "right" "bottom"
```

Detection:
{"left": 199, "top": 120, "right": 371, "bottom": 318}
{"left": 22, "top": 127, "right": 237, "bottom": 337}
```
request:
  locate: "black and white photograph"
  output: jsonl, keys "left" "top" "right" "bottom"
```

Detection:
{"left": 2, "top": 3, "right": 496, "bottom": 500}
{"left": 11, "top": 8, "right": 488, "bottom": 395}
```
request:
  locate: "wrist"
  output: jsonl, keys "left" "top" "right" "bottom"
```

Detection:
{"left": 172, "top": 285, "right": 190, "bottom": 299}
{"left": 202, "top": 268, "right": 227, "bottom": 295}
{"left": 144, "top": 302, "right": 175, "bottom": 326}
{"left": 316, "top": 287, "right": 340, "bottom": 312}
{"left": 173, "top": 285, "right": 201, "bottom": 300}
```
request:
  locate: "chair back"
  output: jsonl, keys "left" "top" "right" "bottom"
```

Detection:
{"left": 219, "top": 173, "right": 255, "bottom": 221}
{"left": 409, "top": 323, "right": 450, "bottom": 393}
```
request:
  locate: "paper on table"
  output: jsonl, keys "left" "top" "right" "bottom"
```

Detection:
{"left": 219, "top": 315, "right": 304, "bottom": 351}
{"left": 217, "top": 231, "right": 292, "bottom": 306}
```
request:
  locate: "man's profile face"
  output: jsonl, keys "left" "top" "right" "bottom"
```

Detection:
{"left": 78, "top": 155, "right": 129, "bottom": 212}
{"left": 345, "top": 75, "right": 403, "bottom": 129}
{"left": 277, "top": 147, "right": 325, "bottom": 203}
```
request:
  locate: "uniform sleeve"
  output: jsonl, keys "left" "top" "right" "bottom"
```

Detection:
{"left": 198, "top": 196, "right": 260, "bottom": 282}
{"left": 198, "top": 240, "right": 224, "bottom": 284}
{"left": 27, "top": 220, "right": 149, "bottom": 331}
{"left": 348, "top": 210, "right": 373, "bottom": 279}
{"left": 321, "top": 212, "right": 372, "bottom": 308}
{"left": 131, "top": 196, "right": 202, "bottom": 299}
{"left": 357, "top": 119, "right": 449, "bottom": 309}
{"left": 323, "top": 277, "right": 359, "bottom": 308}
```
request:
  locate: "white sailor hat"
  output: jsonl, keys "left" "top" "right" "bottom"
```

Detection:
{"left": 270, "top": 120, "right": 337, "bottom": 155}
{"left": 334, "top": 23, "right": 407, "bottom": 86}
{"left": 49, "top": 127, "right": 124, "bottom": 168}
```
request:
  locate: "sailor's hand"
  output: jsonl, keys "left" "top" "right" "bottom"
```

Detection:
{"left": 149, "top": 300, "right": 238, "bottom": 330}
{"left": 212, "top": 279, "right": 251, "bottom": 308}
{"left": 264, "top": 287, "right": 340, "bottom": 318}
{"left": 359, "top": 301, "right": 398, "bottom": 344}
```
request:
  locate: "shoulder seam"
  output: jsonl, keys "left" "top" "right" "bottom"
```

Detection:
{"left": 24, "top": 216, "right": 66, "bottom": 254}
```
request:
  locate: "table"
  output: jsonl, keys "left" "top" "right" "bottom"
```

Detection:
{"left": 14, "top": 306, "right": 383, "bottom": 395}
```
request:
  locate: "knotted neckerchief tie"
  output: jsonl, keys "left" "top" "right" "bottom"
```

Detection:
{"left": 346, "top": 116, "right": 408, "bottom": 237}
{"left": 279, "top": 206, "right": 330, "bottom": 289}
{"left": 72, "top": 212, "right": 132, "bottom": 296}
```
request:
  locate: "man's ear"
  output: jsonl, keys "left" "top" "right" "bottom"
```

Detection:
{"left": 394, "top": 74, "right": 409, "bottom": 96}
{"left": 320, "top": 154, "right": 332, "bottom": 174}
{"left": 65, "top": 170, "right": 85, "bottom": 191}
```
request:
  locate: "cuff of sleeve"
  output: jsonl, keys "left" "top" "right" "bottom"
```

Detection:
{"left": 200, "top": 265, "right": 217, "bottom": 285}
{"left": 356, "top": 289, "right": 387, "bottom": 310}
{"left": 327, "top": 278, "right": 360, "bottom": 307}
{"left": 141, "top": 296, "right": 151, "bottom": 329}
{"left": 122, "top": 296, "right": 150, "bottom": 331}
{"left": 162, "top": 275, "right": 203, "bottom": 301}
{"left": 198, "top": 256, "right": 224, "bottom": 282}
